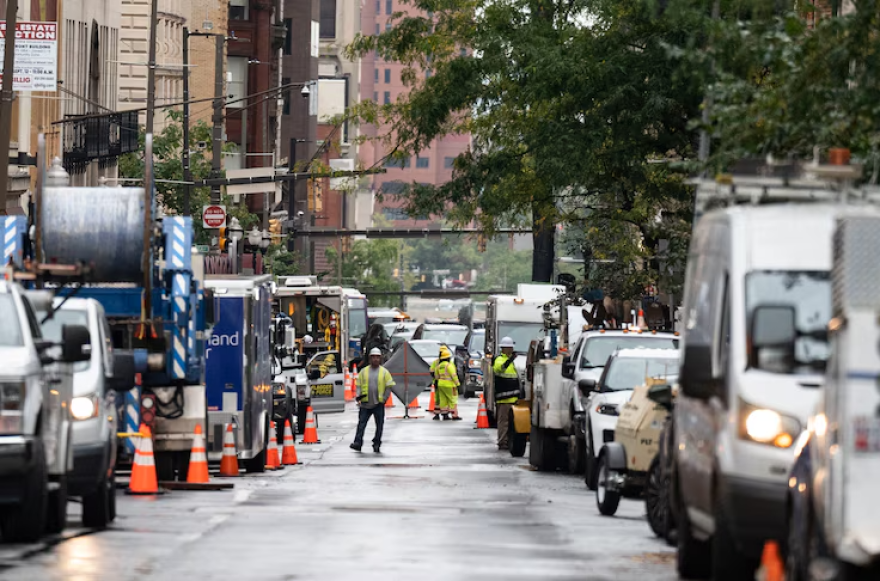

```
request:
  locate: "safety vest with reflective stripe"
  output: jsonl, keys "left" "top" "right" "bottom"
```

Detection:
{"left": 357, "top": 366, "right": 395, "bottom": 400}
{"left": 492, "top": 354, "right": 520, "bottom": 402}
{"left": 431, "top": 359, "right": 460, "bottom": 388}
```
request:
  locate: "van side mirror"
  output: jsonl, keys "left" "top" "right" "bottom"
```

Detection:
{"left": 107, "top": 350, "right": 136, "bottom": 392}
{"left": 647, "top": 382, "right": 674, "bottom": 409}
{"left": 679, "top": 343, "right": 718, "bottom": 400}
{"left": 61, "top": 325, "right": 91, "bottom": 363}
{"left": 577, "top": 379, "right": 596, "bottom": 396}
{"left": 561, "top": 355, "right": 575, "bottom": 379}
{"left": 749, "top": 305, "right": 796, "bottom": 371}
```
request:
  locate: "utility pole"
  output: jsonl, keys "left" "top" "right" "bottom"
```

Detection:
{"left": 143, "top": 0, "right": 158, "bottom": 314}
{"left": 145, "top": 0, "right": 158, "bottom": 136}
{"left": 211, "top": 37, "right": 224, "bottom": 206}
{"left": 182, "top": 26, "right": 191, "bottom": 216}
{"left": 0, "top": 0, "right": 19, "bottom": 215}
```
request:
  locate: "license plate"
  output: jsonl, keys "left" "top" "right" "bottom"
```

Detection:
{"left": 312, "top": 384, "right": 334, "bottom": 397}
{"left": 853, "top": 416, "right": 880, "bottom": 453}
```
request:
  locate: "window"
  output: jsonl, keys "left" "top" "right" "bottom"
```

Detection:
{"left": 382, "top": 207, "right": 409, "bottom": 220}
{"left": 384, "top": 69, "right": 391, "bottom": 83}
{"left": 383, "top": 158, "right": 409, "bottom": 170}
{"left": 386, "top": 0, "right": 393, "bottom": 14}
{"left": 380, "top": 181, "right": 407, "bottom": 193}
{"left": 229, "top": 0, "right": 249, "bottom": 20}
{"left": 283, "top": 19, "right": 292, "bottom": 55}
{"left": 320, "top": 0, "right": 337, "bottom": 38}
{"left": 426, "top": 69, "right": 432, "bottom": 78}
{"left": 444, "top": 156, "right": 455, "bottom": 169}
{"left": 383, "top": 91, "right": 390, "bottom": 104}
{"left": 375, "top": 23, "right": 380, "bottom": 34}
{"left": 416, "top": 157, "right": 429, "bottom": 168}
{"left": 376, "top": 0, "right": 380, "bottom": 12}
{"left": 0, "top": 295, "right": 23, "bottom": 346}
{"left": 580, "top": 336, "right": 679, "bottom": 369}
{"left": 226, "top": 56, "right": 248, "bottom": 109}
{"left": 374, "top": 69, "right": 379, "bottom": 82}
{"left": 373, "top": 91, "right": 378, "bottom": 102}
{"left": 385, "top": 22, "right": 392, "bottom": 31}
{"left": 282, "top": 77, "right": 291, "bottom": 115}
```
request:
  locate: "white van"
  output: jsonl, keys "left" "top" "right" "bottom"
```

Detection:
{"left": 673, "top": 203, "right": 880, "bottom": 580}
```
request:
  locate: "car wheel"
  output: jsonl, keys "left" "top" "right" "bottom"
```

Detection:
{"left": 529, "top": 424, "right": 553, "bottom": 471}
{"left": 82, "top": 473, "right": 112, "bottom": 529}
{"left": 645, "top": 456, "right": 669, "bottom": 538}
{"left": 595, "top": 454, "right": 621, "bottom": 516}
{"left": 584, "top": 430, "right": 598, "bottom": 490}
{"left": 567, "top": 435, "right": 585, "bottom": 475}
{"left": 785, "top": 500, "right": 807, "bottom": 581}
{"left": 45, "top": 476, "right": 68, "bottom": 534}
{"left": 108, "top": 474, "right": 117, "bottom": 522}
{"left": 712, "top": 494, "right": 760, "bottom": 581}
{"left": 675, "top": 467, "right": 711, "bottom": 579}
{"left": 245, "top": 416, "right": 269, "bottom": 474}
{"left": 1, "top": 439, "right": 48, "bottom": 543}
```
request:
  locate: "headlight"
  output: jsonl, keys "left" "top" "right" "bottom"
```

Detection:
{"left": 71, "top": 395, "right": 99, "bottom": 421}
{"left": 596, "top": 404, "right": 619, "bottom": 417}
{"left": 469, "top": 359, "right": 480, "bottom": 368}
{"left": 0, "top": 381, "right": 25, "bottom": 411}
{"left": 273, "top": 383, "right": 286, "bottom": 395}
{"left": 740, "top": 400, "right": 799, "bottom": 448}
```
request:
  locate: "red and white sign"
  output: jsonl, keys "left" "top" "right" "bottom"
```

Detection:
{"left": 0, "top": 21, "right": 58, "bottom": 92}
{"left": 202, "top": 205, "right": 227, "bottom": 229}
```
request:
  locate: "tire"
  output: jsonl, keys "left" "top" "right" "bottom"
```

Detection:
{"left": 509, "top": 409, "right": 527, "bottom": 458}
{"left": 646, "top": 456, "right": 670, "bottom": 539}
{"left": 596, "top": 454, "right": 621, "bottom": 516}
{"left": 675, "top": 468, "right": 712, "bottom": 579}
{"left": 712, "top": 495, "right": 760, "bottom": 581}
{"left": 2, "top": 439, "right": 48, "bottom": 543}
{"left": 108, "top": 475, "right": 117, "bottom": 523}
{"left": 245, "top": 416, "right": 269, "bottom": 474}
{"left": 584, "top": 429, "right": 598, "bottom": 490}
{"left": 82, "top": 473, "right": 113, "bottom": 529}
{"left": 785, "top": 502, "right": 807, "bottom": 581}
{"left": 567, "top": 434, "right": 585, "bottom": 475}
{"left": 45, "top": 476, "right": 67, "bottom": 534}
{"left": 529, "top": 425, "right": 556, "bottom": 472}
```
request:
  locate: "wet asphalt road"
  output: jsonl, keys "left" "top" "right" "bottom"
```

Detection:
{"left": 0, "top": 394, "right": 676, "bottom": 581}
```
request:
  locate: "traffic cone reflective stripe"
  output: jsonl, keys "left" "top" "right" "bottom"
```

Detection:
{"left": 476, "top": 395, "right": 490, "bottom": 429}
{"left": 281, "top": 419, "right": 301, "bottom": 465}
{"left": 428, "top": 385, "right": 436, "bottom": 412}
{"left": 186, "top": 424, "right": 210, "bottom": 484}
{"left": 219, "top": 423, "right": 240, "bottom": 477}
{"left": 266, "top": 421, "right": 281, "bottom": 469}
{"left": 127, "top": 424, "right": 160, "bottom": 494}
{"left": 300, "top": 407, "right": 321, "bottom": 444}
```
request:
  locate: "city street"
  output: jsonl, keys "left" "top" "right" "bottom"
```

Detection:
{"left": 0, "top": 395, "right": 676, "bottom": 581}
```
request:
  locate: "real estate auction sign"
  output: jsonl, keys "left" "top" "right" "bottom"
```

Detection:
{"left": 0, "top": 21, "right": 58, "bottom": 92}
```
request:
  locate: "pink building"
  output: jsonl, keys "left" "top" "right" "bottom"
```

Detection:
{"left": 359, "top": 0, "right": 470, "bottom": 226}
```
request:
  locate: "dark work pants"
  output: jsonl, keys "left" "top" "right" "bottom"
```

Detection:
{"left": 353, "top": 405, "right": 385, "bottom": 447}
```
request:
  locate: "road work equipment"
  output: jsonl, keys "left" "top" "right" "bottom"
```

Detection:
{"left": 281, "top": 420, "right": 301, "bottom": 465}
{"left": 476, "top": 396, "right": 490, "bottom": 429}
{"left": 265, "top": 422, "right": 282, "bottom": 469}
{"left": 186, "top": 425, "right": 210, "bottom": 484}
{"left": 219, "top": 424, "right": 240, "bottom": 477}
{"left": 301, "top": 407, "right": 321, "bottom": 444}
{"left": 127, "top": 425, "right": 160, "bottom": 495}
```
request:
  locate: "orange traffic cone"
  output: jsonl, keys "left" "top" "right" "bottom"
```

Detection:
{"left": 385, "top": 392, "right": 395, "bottom": 408}
{"left": 475, "top": 395, "right": 490, "bottom": 429}
{"left": 759, "top": 541, "right": 784, "bottom": 581}
{"left": 428, "top": 385, "right": 436, "bottom": 412}
{"left": 300, "top": 406, "right": 321, "bottom": 444}
{"left": 408, "top": 394, "right": 420, "bottom": 409}
{"left": 186, "top": 424, "right": 210, "bottom": 484}
{"left": 344, "top": 367, "right": 354, "bottom": 402}
{"left": 281, "top": 419, "right": 301, "bottom": 465}
{"left": 127, "top": 424, "right": 161, "bottom": 494}
{"left": 266, "top": 421, "right": 281, "bottom": 470}
{"left": 637, "top": 309, "right": 647, "bottom": 330}
{"left": 219, "top": 423, "right": 240, "bottom": 477}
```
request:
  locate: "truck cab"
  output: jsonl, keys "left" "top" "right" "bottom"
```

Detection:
{"left": 0, "top": 280, "right": 90, "bottom": 541}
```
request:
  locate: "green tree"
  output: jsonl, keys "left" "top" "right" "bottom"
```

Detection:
{"left": 324, "top": 238, "right": 401, "bottom": 307}
{"left": 346, "top": 0, "right": 702, "bottom": 296}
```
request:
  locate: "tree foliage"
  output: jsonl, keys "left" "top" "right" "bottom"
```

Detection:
{"left": 324, "top": 237, "right": 401, "bottom": 306}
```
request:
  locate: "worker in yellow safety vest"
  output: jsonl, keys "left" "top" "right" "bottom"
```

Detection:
{"left": 350, "top": 348, "right": 396, "bottom": 453}
{"left": 492, "top": 336, "right": 520, "bottom": 450}
{"left": 430, "top": 345, "right": 462, "bottom": 421}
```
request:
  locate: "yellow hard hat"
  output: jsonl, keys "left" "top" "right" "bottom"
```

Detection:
{"left": 325, "top": 354, "right": 336, "bottom": 362}
{"left": 438, "top": 346, "right": 452, "bottom": 359}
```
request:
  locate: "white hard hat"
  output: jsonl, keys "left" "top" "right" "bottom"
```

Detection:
{"left": 369, "top": 347, "right": 383, "bottom": 356}
{"left": 303, "top": 334, "right": 314, "bottom": 344}
{"left": 500, "top": 337, "right": 515, "bottom": 348}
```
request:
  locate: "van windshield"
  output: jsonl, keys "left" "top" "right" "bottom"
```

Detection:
{"left": 580, "top": 336, "right": 679, "bottom": 368}
{"left": 746, "top": 270, "right": 830, "bottom": 373}
{"left": 0, "top": 295, "right": 24, "bottom": 347}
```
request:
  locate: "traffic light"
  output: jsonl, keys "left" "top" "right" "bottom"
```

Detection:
{"left": 218, "top": 226, "right": 229, "bottom": 251}
{"left": 269, "top": 219, "right": 282, "bottom": 245}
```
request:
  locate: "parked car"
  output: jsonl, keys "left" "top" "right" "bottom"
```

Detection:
{"left": 463, "top": 329, "right": 486, "bottom": 399}
{"left": 305, "top": 351, "right": 345, "bottom": 414}
{"left": 387, "top": 322, "right": 420, "bottom": 350}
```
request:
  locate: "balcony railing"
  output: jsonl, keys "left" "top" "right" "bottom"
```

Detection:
{"left": 62, "top": 111, "right": 140, "bottom": 174}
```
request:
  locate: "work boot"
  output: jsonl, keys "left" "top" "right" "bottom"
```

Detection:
{"left": 432, "top": 414, "right": 441, "bottom": 421}
{"left": 442, "top": 414, "right": 451, "bottom": 421}
{"left": 451, "top": 416, "right": 463, "bottom": 421}
{"left": 373, "top": 444, "right": 381, "bottom": 453}
{"left": 350, "top": 443, "right": 362, "bottom": 452}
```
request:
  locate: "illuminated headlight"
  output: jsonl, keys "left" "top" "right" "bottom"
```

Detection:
{"left": 596, "top": 404, "right": 619, "bottom": 417}
{"left": 740, "top": 400, "right": 800, "bottom": 448}
{"left": 469, "top": 359, "right": 480, "bottom": 368}
{"left": 71, "top": 395, "right": 100, "bottom": 421}
{"left": 273, "top": 383, "right": 286, "bottom": 395}
{"left": 0, "top": 382, "right": 25, "bottom": 411}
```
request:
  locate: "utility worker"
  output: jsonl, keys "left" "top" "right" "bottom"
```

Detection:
{"left": 351, "top": 348, "right": 395, "bottom": 453}
{"left": 430, "top": 345, "right": 462, "bottom": 421}
{"left": 493, "top": 337, "right": 520, "bottom": 450}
